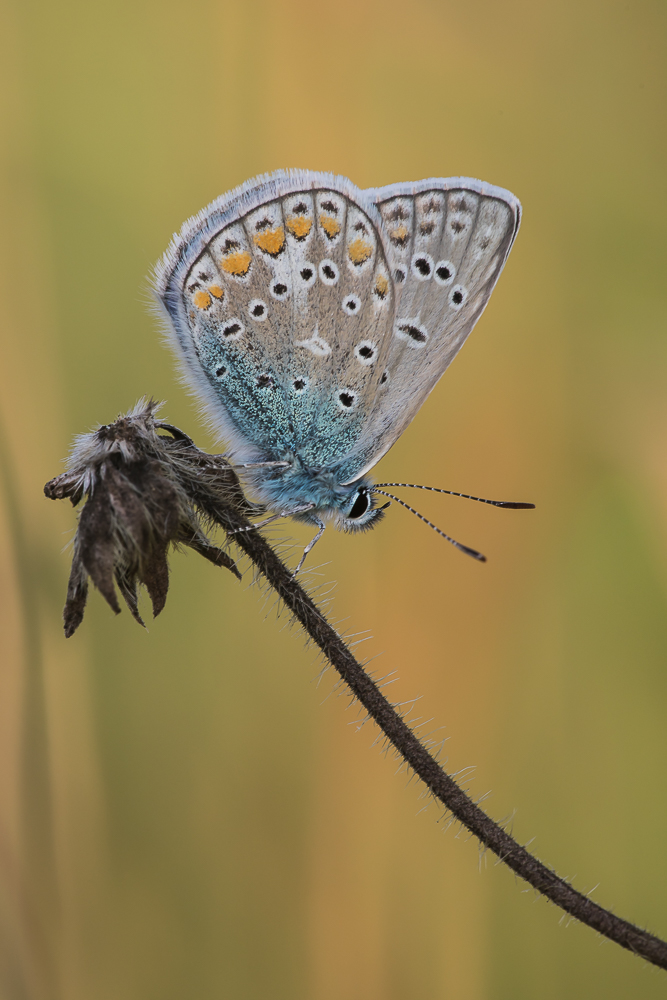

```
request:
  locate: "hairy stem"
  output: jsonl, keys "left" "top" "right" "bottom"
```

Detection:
{"left": 216, "top": 504, "right": 667, "bottom": 971}
{"left": 45, "top": 409, "right": 667, "bottom": 971}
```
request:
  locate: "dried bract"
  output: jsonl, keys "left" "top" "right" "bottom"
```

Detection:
{"left": 45, "top": 400, "right": 263, "bottom": 636}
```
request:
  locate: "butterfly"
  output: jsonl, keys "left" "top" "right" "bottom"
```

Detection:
{"left": 153, "top": 170, "right": 530, "bottom": 573}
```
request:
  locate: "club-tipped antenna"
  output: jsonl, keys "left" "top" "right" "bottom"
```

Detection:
{"left": 373, "top": 489, "right": 486, "bottom": 562}
{"left": 374, "top": 483, "right": 535, "bottom": 509}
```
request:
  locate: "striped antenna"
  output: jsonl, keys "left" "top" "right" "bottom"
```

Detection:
{"left": 373, "top": 483, "right": 535, "bottom": 509}
{"left": 373, "top": 489, "right": 486, "bottom": 562}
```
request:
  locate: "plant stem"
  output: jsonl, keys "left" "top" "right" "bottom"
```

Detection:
{"left": 217, "top": 503, "right": 667, "bottom": 971}
{"left": 45, "top": 411, "right": 667, "bottom": 971}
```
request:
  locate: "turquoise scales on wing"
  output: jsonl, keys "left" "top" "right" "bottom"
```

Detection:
{"left": 170, "top": 186, "right": 394, "bottom": 469}
{"left": 153, "top": 170, "right": 521, "bottom": 559}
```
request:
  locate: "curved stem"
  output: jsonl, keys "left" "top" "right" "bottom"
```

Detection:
{"left": 45, "top": 411, "right": 667, "bottom": 972}
{"left": 214, "top": 504, "right": 667, "bottom": 971}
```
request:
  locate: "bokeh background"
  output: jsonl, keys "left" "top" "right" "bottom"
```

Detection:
{"left": 1, "top": 0, "right": 667, "bottom": 997}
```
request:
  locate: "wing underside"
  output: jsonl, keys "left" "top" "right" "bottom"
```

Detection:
{"left": 154, "top": 170, "right": 520, "bottom": 479}
{"left": 335, "top": 178, "right": 521, "bottom": 482}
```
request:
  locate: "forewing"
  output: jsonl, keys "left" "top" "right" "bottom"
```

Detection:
{"left": 154, "top": 171, "right": 395, "bottom": 466}
{"left": 334, "top": 178, "right": 521, "bottom": 483}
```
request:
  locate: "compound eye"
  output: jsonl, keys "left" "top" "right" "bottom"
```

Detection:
{"left": 348, "top": 491, "right": 370, "bottom": 519}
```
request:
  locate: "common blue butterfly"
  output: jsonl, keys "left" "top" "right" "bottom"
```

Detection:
{"left": 153, "top": 171, "right": 526, "bottom": 572}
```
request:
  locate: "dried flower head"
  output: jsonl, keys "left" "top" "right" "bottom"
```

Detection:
{"left": 45, "top": 399, "right": 263, "bottom": 636}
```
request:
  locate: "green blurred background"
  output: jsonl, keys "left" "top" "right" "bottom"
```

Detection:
{"left": 1, "top": 0, "right": 667, "bottom": 997}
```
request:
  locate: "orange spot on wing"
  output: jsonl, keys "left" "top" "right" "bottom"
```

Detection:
{"left": 193, "top": 290, "right": 212, "bottom": 310}
{"left": 348, "top": 238, "right": 373, "bottom": 265}
{"left": 254, "top": 227, "right": 285, "bottom": 255}
{"left": 208, "top": 284, "right": 224, "bottom": 299}
{"left": 319, "top": 214, "right": 341, "bottom": 238}
{"left": 374, "top": 274, "right": 388, "bottom": 298}
{"left": 221, "top": 251, "right": 252, "bottom": 276}
{"left": 390, "top": 224, "right": 410, "bottom": 245}
{"left": 286, "top": 216, "right": 312, "bottom": 239}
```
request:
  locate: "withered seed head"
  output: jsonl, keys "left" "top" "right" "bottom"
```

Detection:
{"left": 45, "top": 399, "right": 264, "bottom": 637}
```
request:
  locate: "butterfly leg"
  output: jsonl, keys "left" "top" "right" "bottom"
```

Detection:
{"left": 292, "top": 518, "right": 326, "bottom": 578}
{"left": 228, "top": 461, "right": 290, "bottom": 470}
{"left": 227, "top": 503, "right": 316, "bottom": 536}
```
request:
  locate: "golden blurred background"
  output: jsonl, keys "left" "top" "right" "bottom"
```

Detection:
{"left": 1, "top": 0, "right": 667, "bottom": 997}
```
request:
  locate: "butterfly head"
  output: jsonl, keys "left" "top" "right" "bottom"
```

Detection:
{"left": 334, "top": 483, "right": 390, "bottom": 534}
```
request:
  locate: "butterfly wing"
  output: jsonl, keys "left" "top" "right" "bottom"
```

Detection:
{"left": 332, "top": 178, "right": 521, "bottom": 484}
{"left": 154, "top": 170, "right": 396, "bottom": 467}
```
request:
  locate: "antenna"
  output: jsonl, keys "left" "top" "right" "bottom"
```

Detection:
{"left": 373, "top": 489, "right": 486, "bottom": 562}
{"left": 374, "top": 483, "right": 535, "bottom": 509}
